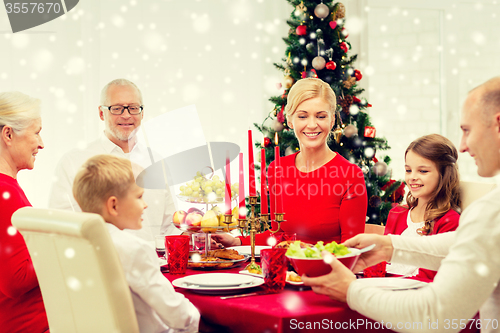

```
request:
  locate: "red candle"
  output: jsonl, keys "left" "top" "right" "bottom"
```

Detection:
{"left": 260, "top": 147, "right": 268, "bottom": 215}
{"left": 274, "top": 133, "right": 283, "bottom": 213}
{"left": 238, "top": 152, "right": 245, "bottom": 219}
{"left": 248, "top": 130, "right": 256, "bottom": 196}
{"left": 225, "top": 152, "right": 231, "bottom": 215}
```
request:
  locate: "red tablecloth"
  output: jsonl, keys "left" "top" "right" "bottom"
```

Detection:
{"left": 164, "top": 266, "right": 396, "bottom": 333}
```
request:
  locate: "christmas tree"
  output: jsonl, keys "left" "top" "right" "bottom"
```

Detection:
{"left": 255, "top": 0, "right": 405, "bottom": 225}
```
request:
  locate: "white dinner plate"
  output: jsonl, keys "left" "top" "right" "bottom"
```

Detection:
{"left": 357, "top": 277, "right": 428, "bottom": 290}
{"left": 227, "top": 245, "right": 271, "bottom": 257}
{"left": 183, "top": 273, "right": 255, "bottom": 287}
{"left": 173, "top": 275, "right": 264, "bottom": 294}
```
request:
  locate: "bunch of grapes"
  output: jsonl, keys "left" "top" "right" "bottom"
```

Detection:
{"left": 179, "top": 171, "right": 239, "bottom": 203}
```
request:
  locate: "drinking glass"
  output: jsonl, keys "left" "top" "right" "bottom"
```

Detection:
{"left": 268, "top": 232, "right": 297, "bottom": 247}
{"left": 165, "top": 235, "right": 190, "bottom": 275}
{"left": 363, "top": 261, "right": 387, "bottom": 278}
{"left": 261, "top": 248, "right": 288, "bottom": 293}
{"left": 155, "top": 235, "right": 167, "bottom": 259}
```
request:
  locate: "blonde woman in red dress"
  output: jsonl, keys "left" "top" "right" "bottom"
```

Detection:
{"left": 215, "top": 78, "right": 367, "bottom": 247}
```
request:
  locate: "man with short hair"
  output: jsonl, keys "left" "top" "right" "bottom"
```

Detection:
{"left": 49, "top": 79, "right": 180, "bottom": 241}
{"left": 302, "top": 76, "right": 500, "bottom": 333}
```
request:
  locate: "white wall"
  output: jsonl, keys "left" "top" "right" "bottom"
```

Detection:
{"left": 1, "top": 0, "right": 499, "bottom": 209}
{"left": 0, "top": 0, "right": 291, "bottom": 208}
{"left": 357, "top": 0, "right": 500, "bottom": 183}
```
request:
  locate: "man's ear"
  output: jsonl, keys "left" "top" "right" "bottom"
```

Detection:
{"left": 495, "top": 113, "right": 500, "bottom": 133}
{"left": 1, "top": 126, "right": 14, "bottom": 145}
{"left": 99, "top": 106, "right": 105, "bottom": 121}
{"left": 105, "top": 196, "right": 119, "bottom": 217}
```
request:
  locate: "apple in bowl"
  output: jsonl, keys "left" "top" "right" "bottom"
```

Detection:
{"left": 184, "top": 210, "right": 203, "bottom": 231}
{"left": 172, "top": 210, "right": 187, "bottom": 227}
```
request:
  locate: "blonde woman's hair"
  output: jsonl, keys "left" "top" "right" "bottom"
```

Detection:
{"left": 404, "top": 134, "right": 461, "bottom": 235}
{"left": 0, "top": 92, "right": 41, "bottom": 132}
{"left": 73, "top": 154, "right": 135, "bottom": 214}
{"left": 285, "top": 78, "right": 336, "bottom": 122}
{"left": 100, "top": 78, "right": 143, "bottom": 106}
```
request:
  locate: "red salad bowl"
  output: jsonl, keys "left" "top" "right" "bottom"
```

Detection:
{"left": 286, "top": 248, "right": 361, "bottom": 277}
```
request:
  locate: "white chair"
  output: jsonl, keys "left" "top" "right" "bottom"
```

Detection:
{"left": 11, "top": 207, "right": 139, "bottom": 333}
{"left": 460, "top": 180, "right": 497, "bottom": 210}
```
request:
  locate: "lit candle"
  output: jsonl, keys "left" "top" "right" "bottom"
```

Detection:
{"left": 274, "top": 133, "right": 283, "bottom": 213}
{"left": 260, "top": 145, "right": 268, "bottom": 215}
{"left": 239, "top": 152, "right": 245, "bottom": 219}
{"left": 225, "top": 152, "right": 231, "bottom": 215}
{"left": 248, "top": 130, "right": 256, "bottom": 196}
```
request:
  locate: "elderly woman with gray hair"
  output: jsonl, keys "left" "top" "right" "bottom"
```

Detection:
{"left": 0, "top": 92, "right": 48, "bottom": 332}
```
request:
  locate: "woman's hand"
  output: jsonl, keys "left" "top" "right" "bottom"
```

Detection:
{"left": 342, "top": 234, "right": 393, "bottom": 273}
{"left": 301, "top": 251, "right": 356, "bottom": 303}
{"left": 210, "top": 233, "right": 241, "bottom": 247}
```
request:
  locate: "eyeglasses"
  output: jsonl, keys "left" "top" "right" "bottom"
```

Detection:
{"left": 102, "top": 105, "right": 144, "bottom": 115}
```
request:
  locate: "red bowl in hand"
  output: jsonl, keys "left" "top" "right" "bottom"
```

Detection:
{"left": 286, "top": 248, "right": 361, "bottom": 277}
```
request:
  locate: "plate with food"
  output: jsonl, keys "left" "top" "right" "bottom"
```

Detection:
{"left": 188, "top": 249, "right": 249, "bottom": 270}
{"left": 227, "top": 245, "right": 271, "bottom": 258}
{"left": 285, "top": 271, "right": 304, "bottom": 286}
{"left": 238, "top": 270, "right": 306, "bottom": 286}
{"left": 173, "top": 275, "right": 264, "bottom": 294}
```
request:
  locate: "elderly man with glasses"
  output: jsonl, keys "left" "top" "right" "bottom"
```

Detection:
{"left": 49, "top": 79, "right": 181, "bottom": 241}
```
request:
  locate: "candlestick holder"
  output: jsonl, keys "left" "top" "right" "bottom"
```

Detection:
{"left": 244, "top": 196, "right": 259, "bottom": 268}
{"left": 259, "top": 213, "right": 270, "bottom": 232}
{"left": 222, "top": 195, "right": 287, "bottom": 273}
{"left": 266, "top": 212, "right": 286, "bottom": 235}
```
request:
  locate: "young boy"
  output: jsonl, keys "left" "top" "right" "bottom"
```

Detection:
{"left": 72, "top": 154, "right": 200, "bottom": 333}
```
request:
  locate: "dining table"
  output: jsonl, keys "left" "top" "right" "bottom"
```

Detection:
{"left": 163, "top": 263, "right": 400, "bottom": 333}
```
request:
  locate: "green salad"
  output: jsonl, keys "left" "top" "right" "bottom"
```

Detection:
{"left": 285, "top": 241, "right": 351, "bottom": 258}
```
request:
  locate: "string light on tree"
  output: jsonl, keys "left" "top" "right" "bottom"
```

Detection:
{"left": 364, "top": 147, "right": 375, "bottom": 158}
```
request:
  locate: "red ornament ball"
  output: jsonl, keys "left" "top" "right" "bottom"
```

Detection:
{"left": 340, "top": 42, "right": 348, "bottom": 53}
{"left": 325, "top": 61, "right": 336, "bottom": 70}
{"left": 296, "top": 25, "right": 307, "bottom": 36}
{"left": 329, "top": 21, "right": 337, "bottom": 30}
{"left": 354, "top": 69, "right": 363, "bottom": 81}
{"left": 263, "top": 137, "right": 272, "bottom": 147}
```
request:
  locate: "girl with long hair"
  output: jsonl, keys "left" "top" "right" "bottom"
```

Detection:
{"left": 384, "top": 134, "right": 461, "bottom": 280}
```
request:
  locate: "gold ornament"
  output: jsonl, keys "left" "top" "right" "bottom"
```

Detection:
{"left": 333, "top": 126, "right": 343, "bottom": 143}
{"left": 283, "top": 75, "right": 295, "bottom": 89}
{"left": 343, "top": 77, "right": 356, "bottom": 89}
{"left": 296, "top": 1, "right": 307, "bottom": 13}
{"left": 335, "top": 3, "right": 346, "bottom": 19}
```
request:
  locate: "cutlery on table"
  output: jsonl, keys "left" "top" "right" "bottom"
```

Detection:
{"left": 220, "top": 292, "right": 266, "bottom": 299}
